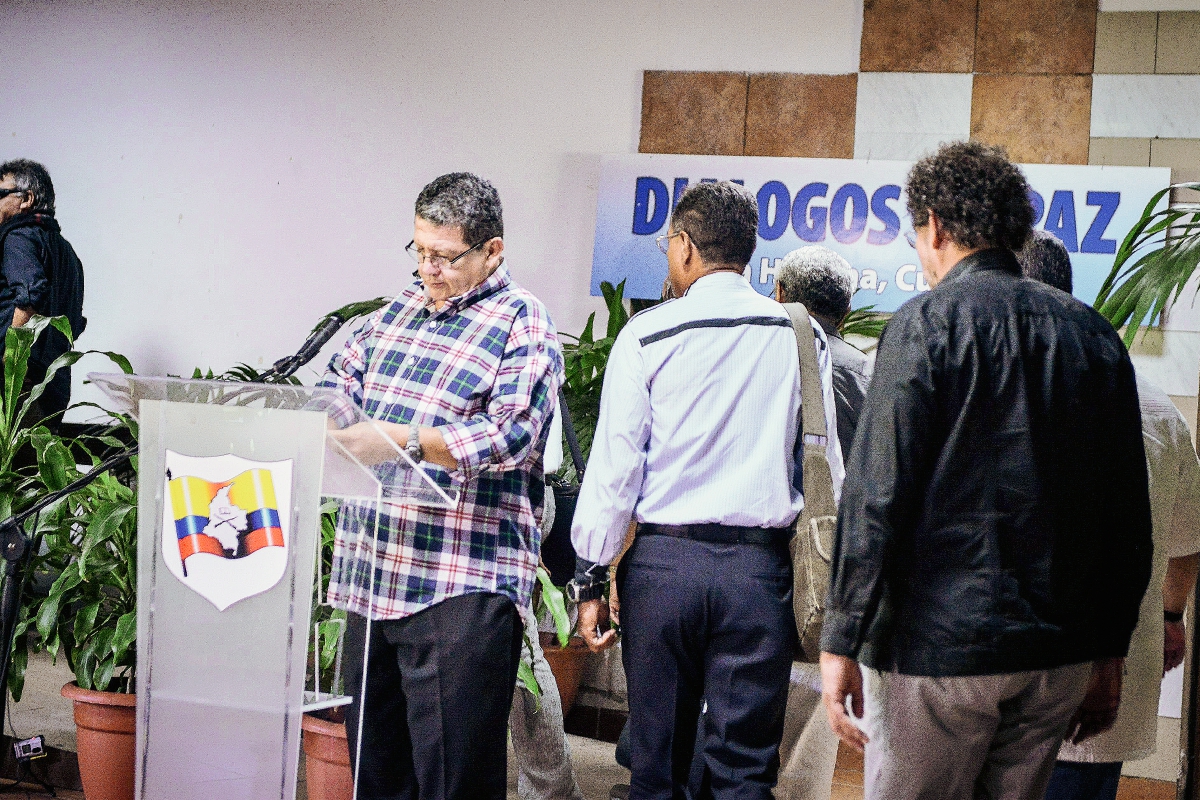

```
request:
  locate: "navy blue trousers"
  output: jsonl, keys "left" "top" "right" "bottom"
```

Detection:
{"left": 619, "top": 533, "right": 796, "bottom": 800}
{"left": 1044, "top": 761, "right": 1122, "bottom": 800}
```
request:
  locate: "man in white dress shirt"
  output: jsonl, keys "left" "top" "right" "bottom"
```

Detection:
{"left": 569, "top": 181, "right": 842, "bottom": 799}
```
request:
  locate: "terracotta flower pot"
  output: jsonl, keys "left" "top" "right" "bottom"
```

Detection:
{"left": 60, "top": 682, "right": 136, "bottom": 800}
{"left": 539, "top": 632, "right": 589, "bottom": 716}
{"left": 302, "top": 711, "right": 354, "bottom": 800}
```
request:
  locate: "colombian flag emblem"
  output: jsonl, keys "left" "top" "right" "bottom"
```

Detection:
{"left": 169, "top": 470, "right": 285, "bottom": 567}
{"left": 162, "top": 451, "right": 293, "bottom": 611}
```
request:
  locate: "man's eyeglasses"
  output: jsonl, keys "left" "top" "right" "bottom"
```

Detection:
{"left": 0, "top": 188, "right": 25, "bottom": 200}
{"left": 405, "top": 239, "right": 487, "bottom": 270}
{"left": 655, "top": 230, "right": 684, "bottom": 255}
{"left": 904, "top": 230, "right": 917, "bottom": 248}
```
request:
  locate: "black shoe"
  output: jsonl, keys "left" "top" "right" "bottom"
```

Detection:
{"left": 609, "top": 784, "right": 630, "bottom": 800}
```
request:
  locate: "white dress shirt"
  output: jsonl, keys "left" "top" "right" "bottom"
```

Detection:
{"left": 571, "top": 271, "right": 844, "bottom": 569}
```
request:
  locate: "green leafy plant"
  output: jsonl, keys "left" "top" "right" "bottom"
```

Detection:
{"left": 517, "top": 565, "right": 574, "bottom": 701}
{"left": 309, "top": 502, "right": 347, "bottom": 698}
{"left": 840, "top": 305, "right": 889, "bottom": 340}
{"left": 0, "top": 316, "right": 138, "bottom": 696}
{"left": 1095, "top": 183, "right": 1200, "bottom": 347}
{"left": 558, "top": 280, "right": 631, "bottom": 470}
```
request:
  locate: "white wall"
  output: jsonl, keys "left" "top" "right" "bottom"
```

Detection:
{"left": 2, "top": 0, "right": 863, "bottom": 416}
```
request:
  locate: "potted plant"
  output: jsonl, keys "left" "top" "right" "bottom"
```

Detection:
{"left": 301, "top": 504, "right": 353, "bottom": 800}
{"left": 0, "top": 316, "right": 140, "bottom": 800}
{"left": 532, "top": 565, "right": 588, "bottom": 716}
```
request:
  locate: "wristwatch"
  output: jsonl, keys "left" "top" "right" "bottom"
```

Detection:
{"left": 405, "top": 425, "right": 424, "bottom": 463}
{"left": 566, "top": 579, "right": 606, "bottom": 603}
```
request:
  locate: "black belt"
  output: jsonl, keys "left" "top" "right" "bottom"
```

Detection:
{"left": 638, "top": 522, "right": 791, "bottom": 546}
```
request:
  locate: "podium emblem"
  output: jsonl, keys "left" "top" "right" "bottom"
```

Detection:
{"left": 162, "top": 451, "right": 294, "bottom": 610}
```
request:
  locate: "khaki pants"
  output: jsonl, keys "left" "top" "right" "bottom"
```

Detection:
{"left": 775, "top": 663, "right": 841, "bottom": 800}
{"left": 861, "top": 663, "right": 1092, "bottom": 800}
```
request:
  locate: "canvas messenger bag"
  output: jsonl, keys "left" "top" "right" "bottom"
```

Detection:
{"left": 782, "top": 303, "right": 839, "bottom": 663}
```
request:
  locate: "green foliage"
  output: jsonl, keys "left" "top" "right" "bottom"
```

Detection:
{"left": 319, "top": 298, "right": 392, "bottom": 333}
{"left": 839, "top": 305, "right": 889, "bottom": 340}
{"left": 1095, "top": 183, "right": 1200, "bottom": 347}
{"left": 0, "top": 315, "right": 137, "bottom": 697}
{"left": 309, "top": 502, "right": 346, "bottom": 696}
{"left": 190, "top": 364, "right": 300, "bottom": 386}
{"left": 558, "top": 280, "right": 631, "bottom": 469}
{"left": 536, "top": 566, "right": 572, "bottom": 647}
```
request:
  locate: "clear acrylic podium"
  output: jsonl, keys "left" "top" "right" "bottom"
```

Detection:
{"left": 91, "top": 374, "right": 458, "bottom": 800}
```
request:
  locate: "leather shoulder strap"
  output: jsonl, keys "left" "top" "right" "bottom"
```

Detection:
{"left": 782, "top": 303, "right": 827, "bottom": 441}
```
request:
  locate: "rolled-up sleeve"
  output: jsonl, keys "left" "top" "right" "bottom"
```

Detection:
{"left": 440, "top": 304, "right": 563, "bottom": 477}
{"left": 2, "top": 229, "right": 49, "bottom": 309}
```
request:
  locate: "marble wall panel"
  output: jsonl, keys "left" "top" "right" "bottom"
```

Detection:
{"left": 744, "top": 73, "right": 857, "bottom": 158}
{"left": 1091, "top": 75, "right": 1200, "bottom": 138}
{"left": 1150, "top": 137, "right": 1200, "bottom": 202}
{"left": 1093, "top": 11, "right": 1158, "bottom": 73}
{"left": 976, "top": 0, "right": 1098, "bottom": 74}
{"left": 853, "top": 72, "right": 973, "bottom": 160}
{"left": 1156, "top": 12, "right": 1200, "bottom": 74}
{"left": 1088, "top": 137, "right": 1152, "bottom": 165}
{"left": 971, "top": 74, "right": 1093, "bottom": 163}
{"left": 639, "top": 71, "right": 748, "bottom": 155}
{"left": 859, "top": 0, "right": 978, "bottom": 73}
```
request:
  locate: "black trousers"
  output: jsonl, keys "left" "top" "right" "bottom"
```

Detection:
{"left": 343, "top": 592, "right": 522, "bottom": 800}
{"left": 620, "top": 533, "right": 796, "bottom": 800}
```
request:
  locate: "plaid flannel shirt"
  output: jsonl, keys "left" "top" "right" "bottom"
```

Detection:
{"left": 319, "top": 263, "right": 563, "bottom": 619}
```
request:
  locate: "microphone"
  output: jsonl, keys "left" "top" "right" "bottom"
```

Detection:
{"left": 293, "top": 313, "right": 346, "bottom": 366}
{"left": 260, "top": 313, "right": 346, "bottom": 383}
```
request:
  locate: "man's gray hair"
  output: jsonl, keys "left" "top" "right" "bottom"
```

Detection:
{"left": 0, "top": 159, "right": 55, "bottom": 214}
{"left": 775, "top": 246, "right": 856, "bottom": 319}
{"left": 1017, "top": 229, "right": 1073, "bottom": 295}
{"left": 414, "top": 172, "right": 503, "bottom": 245}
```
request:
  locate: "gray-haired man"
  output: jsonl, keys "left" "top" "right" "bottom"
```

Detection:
{"left": 775, "top": 246, "right": 872, "bottom": 462}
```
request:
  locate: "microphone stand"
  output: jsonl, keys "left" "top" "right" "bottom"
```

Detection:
{"left": 0, "top": 311, "right": 352, "bottom": 776}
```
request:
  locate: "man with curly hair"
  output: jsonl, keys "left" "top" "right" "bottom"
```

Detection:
{"left": 819, "top": 141, "right": 1152, "bottom": 800}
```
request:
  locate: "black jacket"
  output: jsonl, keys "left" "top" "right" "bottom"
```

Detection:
{"left": 821, "top": 248, "right": 1152, "bottom": 676}
{"left": 0, "top": 213, "right": 86, "bottom": 416}
{"left": 814, "top": 319, "right": 873, "bottom": 463}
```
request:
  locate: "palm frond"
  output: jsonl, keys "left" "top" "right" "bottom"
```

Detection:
{"left": 1095, "top": 183, "right": 1200, "bottom": 348}
{"left": 840, "top": 305, "right": 889, "bottom": 340}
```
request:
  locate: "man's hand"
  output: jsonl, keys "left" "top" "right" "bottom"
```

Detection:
{"left": 578, "top": 598, "right": 618, "bottom": 653}
{"left": 820, "top": 652, "right": 869, "bottom": 752}
{"left": 1165, "top": 620, "right": 1186, "bottom": 675}
{"left": 327, "top": 422, "right": 402, "bottom": 466}
{"left": 1066, "top": 657, "right": 1123, "bottom": 744}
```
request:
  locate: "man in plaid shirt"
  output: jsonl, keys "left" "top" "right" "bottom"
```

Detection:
{"left": 320, "top": 172, "right": 563, "bottom": 800}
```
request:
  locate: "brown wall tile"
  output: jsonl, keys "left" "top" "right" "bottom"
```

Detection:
{"left": 1094, "top": 12, "right": 1158, "bottom": 74}
{"left": 1156, "top": 12, "right": 1200, "bottom": 74}
{"left": 639, "top": 71, "right": 748, "bottom": 155}
{"left": 744, "top": 74, "right": 857, "bottom": 159}
{"left": 1088, "top": 137, "right": 1151, "bottom": 166}
{"left": 976, "top": 0, "right": 1098, "bottom": 74}
{"left": 970, "top": 74, "right": 1092, "bottom": 164}
{"left": 1150, "top": 138, "right": 1200, "bottom": 203}
{"left": 860, "top": 0, "right": 977, "bottom": 73}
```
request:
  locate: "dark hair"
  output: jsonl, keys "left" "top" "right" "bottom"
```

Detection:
{"left": 414, "top": 172, "right": 503, "bottom": 245}
{"left": 776, "top": 246, "right": 856, "bottom": 318}
{"left": 670, "top": 181, "right": 758, "bottom": 267}
{"left": 1017, "top": 229, "right": 1073, "bottom": 294}
{"left": 905, "top": 141, "right": 1033, "bottom": 252}
{"left": 0, "top": 159, "right": 55, "bottom": 214}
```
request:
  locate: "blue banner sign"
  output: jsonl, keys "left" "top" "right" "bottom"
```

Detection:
{"left": 591, "top": 154, "right": 1170, "bottom": 311}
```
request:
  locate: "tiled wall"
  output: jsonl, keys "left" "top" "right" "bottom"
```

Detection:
{"left": 638, "top": 5, "right": 1200, "bottom": 190}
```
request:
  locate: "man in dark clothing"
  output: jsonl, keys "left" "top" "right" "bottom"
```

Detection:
{"left": 819, "top": 142, "right": 1152, "bottom": 800}
{"left": 0, "top": 159, "right": 86, "bottom": 421}
{"left": 775, "top": 245, "right": 873, "bottom": 462}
